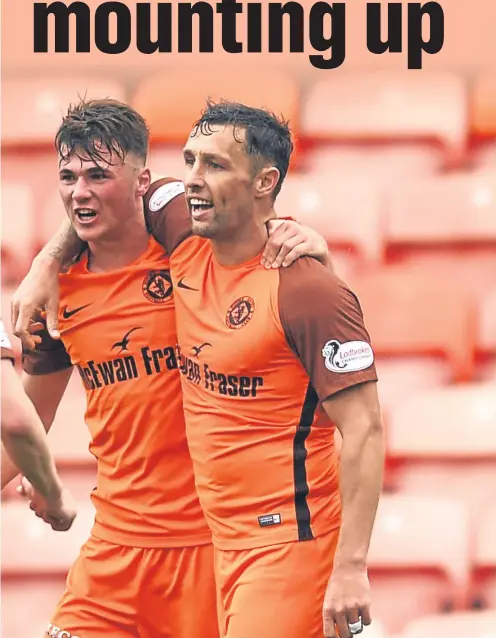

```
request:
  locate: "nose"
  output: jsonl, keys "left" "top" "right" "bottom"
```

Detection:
{"left": 72, "top": 177, "right": 91, "bottom": 203}
{"left": 184, "top": 161, "right": 205, "bottom": 192}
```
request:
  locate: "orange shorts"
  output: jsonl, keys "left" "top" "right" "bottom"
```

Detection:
{"left": 46, "top": 536, "right": 218, "bottom": 638}
{"left": 215, "top": 528, "right": 339, "bottom": 638}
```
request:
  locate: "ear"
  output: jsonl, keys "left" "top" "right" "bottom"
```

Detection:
{"left": 254, "top": 167, "right": 280, "bottom": 200}
{"left": 136, "top": 167, "right": 152, "bottom": 198}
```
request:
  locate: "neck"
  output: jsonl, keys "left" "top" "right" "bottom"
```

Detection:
{"left": 87, "top": 216, "right": 150, "bottom": 272}
{"left": 211, "top": 206, "right": 276, "bottom": 267}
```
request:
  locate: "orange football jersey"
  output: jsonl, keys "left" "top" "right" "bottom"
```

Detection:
{"left": 23, "top": 237, "right": 211, "bottom": 548}
{"left": 145, "top": 179, "right": 378, "bottom": 550}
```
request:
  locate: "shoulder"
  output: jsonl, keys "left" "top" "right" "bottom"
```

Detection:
{"left": 144, "top": 177, "right": 186, "bottom": 212}
{"left": 278, "top": 257, "right": 356, "bottom": 313}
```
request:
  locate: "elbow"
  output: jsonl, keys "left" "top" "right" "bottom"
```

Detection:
{"left": 1, "top": 413, "right": 34, "bottom": 440}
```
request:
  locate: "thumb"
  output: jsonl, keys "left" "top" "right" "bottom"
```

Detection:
{"left": 46, "top": 295, "right": 60, "bottom": 339}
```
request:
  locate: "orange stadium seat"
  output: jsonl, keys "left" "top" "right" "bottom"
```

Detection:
{"left": 382, "top": 254, "right": 496, "bottom": 322}
{"left": 472, "top": 505, "right": 496, "bottom": 609}
{"left": 1, "top": 183, "right": 35, "bottom": 283}
{"left": 472, "top": 73, "right": 496, "bottom": 139}
{"left": 386, "top": 384, "right": 496, "bottom": 517}
{"left": 400, "top": 610, "right": 496, "bottom": 638}
{"left": 385, "top": 170, "right": 496, "bottom": 251}
{"left": 367, "top": 494, "right": 471, "bottom": 635}
{"left": 388, "top": 383, "right": 496, "bottom": 458}
{"left": 275, "top": 173, "right": 384, "bottom": 262}
{"left": 2, "top": 78, "right": 126, "bottom": 147}
{"left": 131, "top": 69, "right": 299, "bottom": 146}
{"left": 39, "top": 189, "right": 70, "bottom": 250}
{"left": 348, "top": 266, "right": 477, "bottom": 382}
{"left": 478, "top": 287, "right": 496, "bottom": 353}
{"left": 301, "top": 72, "right": 468, "bottom": 151}
{"left": 374, "top": 357, "right": 450, "bottom": 421}
{"left": 304, "top": 144, "right": 443, "bottom": 186}
{"left": 148, "top": 146, "right": 188, "bottom": 181}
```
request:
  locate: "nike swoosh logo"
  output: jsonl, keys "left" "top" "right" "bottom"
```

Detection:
{"left": 62, "top": 304, "right": 92, "bottom": 319}
{"left": 177, "top": 277, "right": 199, "bottom": 292}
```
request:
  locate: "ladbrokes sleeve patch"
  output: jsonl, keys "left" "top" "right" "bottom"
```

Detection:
{"left": 322, "top": 340, "right": 374, "bottom": 373}
{"left": 148, "top": 181, "right": 185, "bottom": 212}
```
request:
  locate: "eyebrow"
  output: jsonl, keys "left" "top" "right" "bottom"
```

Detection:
{"left": 183, "top": 149, "right": 231, "bottom": 164}
{"left": 59, "top": 165, "right": 112, "bottom": 175}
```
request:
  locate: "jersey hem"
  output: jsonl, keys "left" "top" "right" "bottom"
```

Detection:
{"left": 91, "top": 522, "right": 213, "bottom": 549}
{"left": 209, "top": 517, "right": 341, "bottom": 551}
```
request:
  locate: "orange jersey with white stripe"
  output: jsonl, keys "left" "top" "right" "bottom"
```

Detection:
{"left": 23, "top": 237, "right": 211, "bottom": 548}
{"left": 145, "top": 179, "right": 378, "bottom": 550}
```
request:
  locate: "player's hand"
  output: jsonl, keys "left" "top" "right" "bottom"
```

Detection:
{"left": 11, "top": 258, "right": 61, "bottom": 349}
{"left": 262, "top": 219, "right": 331, "bottom": 269}
{"left": 322, "top": 565, "right": 372, "bottom": 638}
{"left": 17, "top": 477, "right": 77, "bottom": 532}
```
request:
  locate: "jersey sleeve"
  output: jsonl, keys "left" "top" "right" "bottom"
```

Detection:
{"left": 22, "top": 321, "right": 72, "bottom": 376}
{"left": 278, "top": 258, "right": 378, "bottom": 402}
{"left": 143, "top": 177, "right": 192, "bottom": 256}
{"left": 0, "top": 319, "right": 15, "bottom": 363}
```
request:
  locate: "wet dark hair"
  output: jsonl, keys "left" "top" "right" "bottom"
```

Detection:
{"left": 191, "top": 100, "right": 294, "bottom": 200}
{"left": 55, "top": 98, "right": 150, "bottom": 166}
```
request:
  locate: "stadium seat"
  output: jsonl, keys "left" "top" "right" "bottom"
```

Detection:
{"left": 478, "top": 286, "right": 496, "bottom": 353}
{"left": 275, "top": 173, "right": 384, "bottom": 261}
{"left": 388, "top": 383, "right": 496, "bottom": 458}
{"left": 301, "top": 72, "right": 468, "bottom": 151}
{"left": 472, "top": 140, "right": 496, "bottom": 169}
{"left": 400, "top": 610, "right": 496, "bottom": 638}
{"left": 472, "top": 505, "right": 496, "bottom": 609}
{"left": 472, "top": 73, "right": 496, "bottom": 139}
{"left": 348, "top": 266, "right": 477, "bottom": 382}
{"left": 367, "top": 494, "right": 471, "bottom": 635}
{"left": 1, "top": 501, "right": 95, "bottom": 574}
{"left": 39, "top": 189, "right": 69, "bottom": 250}
{"left": 148, "top": 146, "right": 187, "bottom": 181}
{"left": 385, "top": 170, "right": 496, "bottom": 252}
{"left": 382, "top": 253, "right": 496, "bottom": 313}
{"left": 374, "top": 356, "right": 449, "bottom": 420}
{"left": 2, "top": 78, "right": 126, "bottom": 146}
{"left": 304, "top": 145, "right": 443, "bottom": 186}
{"left": 131, "top": 69, "right": 299, "bottom": 145}
{"left": 386, "top": 384, "right": 496, "bottom": 516}
{"left": 1, "top": 182, "right": 35, "bottom": 282}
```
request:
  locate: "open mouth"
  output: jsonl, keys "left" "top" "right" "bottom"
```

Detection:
{"left": 189, "top": 198, "right": 213, "bottom": 217}
{"left": 75, "top": 208, "right": 98, "bottom": 224}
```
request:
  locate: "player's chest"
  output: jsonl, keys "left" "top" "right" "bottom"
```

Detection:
{"left": 59, "top": 266, "right": 177, "bottom": 364}
{"left": 171, "top": 264, "right": 284, "bottom": 373}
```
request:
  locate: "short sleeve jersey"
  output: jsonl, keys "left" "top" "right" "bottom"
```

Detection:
{"left": 22, "top": 237, "right": 211, "bottom": 548}
{"left": 145, "top": 179, "right": 378, "bottom": 551}
{"left": 0, "top": 319, "right": 15, "bottom": 362}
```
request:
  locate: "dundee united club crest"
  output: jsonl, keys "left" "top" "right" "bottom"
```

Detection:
{"left": 226, "top": 297, "right": 255, "bottom": 330}
{"left": 142, "top": 270, "right": 173, "bottom": 303}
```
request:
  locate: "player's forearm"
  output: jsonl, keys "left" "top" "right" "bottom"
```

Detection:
{"left": 1, "top": 420, "right": 63, "bottom": 502}
{"left": 333, "top": 418, "right": 385, "bottom": 570}
{"left": 35, "top": 218, "right": 83, "bottom": 268}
